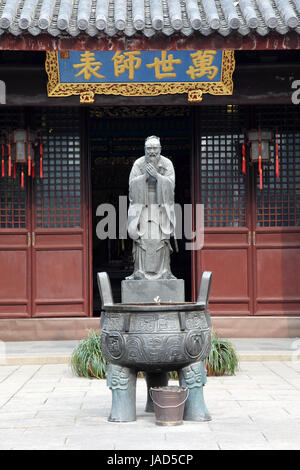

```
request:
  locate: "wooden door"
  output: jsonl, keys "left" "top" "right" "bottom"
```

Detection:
{"left": 252, "top": 128, "right": 300, "bottom": 316}
{"left": 0, "top": 167, "right": 32, "bottom": 317}
{"left": 192, "top": 105, "right": 300, "bottom": 317}
{"left": 30, "top": 108, "right": 89, "bottom": 317}
{"left": 0, "top": 109, "right": 32, "bottom": 317}
{"left": 192, "top": 106, "right": 253, "bottom": 316}
{"left": 0, "top": 107, "right": 90, "bottom": 318}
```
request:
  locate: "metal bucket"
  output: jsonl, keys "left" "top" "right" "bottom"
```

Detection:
{"left": 149, "top": 386, "right": 189, "bottom": 426}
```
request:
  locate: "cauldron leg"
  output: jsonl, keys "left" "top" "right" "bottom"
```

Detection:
{"left": 179, "top": 361, "right": 211, "bottom": 422}
{"left": 106, "top": 363, "right": 137, "bottom": 422}
{"left": 144, "top": 371, "right": 169, "bottom": 412}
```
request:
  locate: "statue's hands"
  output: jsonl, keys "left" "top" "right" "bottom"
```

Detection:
{"left": 146, "top": 163, "right": 158, "bottom": 179}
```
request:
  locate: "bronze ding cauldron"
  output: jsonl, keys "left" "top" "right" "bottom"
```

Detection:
{"left": 97, "top": 272, "right": 213, "bottom": 422}
{"left": 100, "top": 301, "right": 211, "bottom": 372}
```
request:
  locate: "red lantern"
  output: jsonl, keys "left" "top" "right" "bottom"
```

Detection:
{"left": 248, "top": 129, "right": 272, "bottom": 191}
{"left": 13, "top": 129, "right": 27, "bottom": 163}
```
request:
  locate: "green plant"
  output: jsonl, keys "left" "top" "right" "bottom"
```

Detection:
{"left": 70, "top": 329, "right": 107, "bottom": 379}
{"left": 206, "top": 330, "right": 239, "bottom": 376}
{"left": 168, "top": 371, "right": 178, "bottom": 380}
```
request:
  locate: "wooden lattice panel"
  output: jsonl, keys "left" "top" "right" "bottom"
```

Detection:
{"left": 0, "top": 170, "right": 26, "bottom": 228}
{"left": 197, "top": 106, "right": 247, "bottom": 228}
{"left": 253, "top": 106, "right": 300, "bottom": 228}
{"left": 0, "top": 108, "right": 27, "bottom": 229}
{"left": 33, "top": 108, "right": 82, "bottom": 229}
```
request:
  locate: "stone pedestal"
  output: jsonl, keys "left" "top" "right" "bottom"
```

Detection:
{"left": 121, "top": 279, "right": 185, "bottom": 303}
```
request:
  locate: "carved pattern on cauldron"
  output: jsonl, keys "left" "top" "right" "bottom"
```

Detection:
{"left": 180, "top": 361, "right": 207, "bottom": 389}
{"left": 200, "top": 329, "right": 212, "bottom": 361}
{"left": 132, "top": 314, "right": 156, "bottom": 333}
{"left": 163, "top": 335, "right": 185, "bottom": 363}
{"left": 106, "top": 363, "right": 130, "bottom": 390}
{"left": 124, "top": 336, "right": 147, "bottom": 363}
{"left": 101, "top": 331, "right": 125, "bottom": 361}
{"left": 184, "top": 329, "right": 211, "bottom": 361}
{"left": 186, "top": 312, "right": 207, "bottom": 330}
{"left": 157, "top": 314, "right": 178, "bottom": 332}
{"left": 146, "top": 335, "right": 164, "bottom": 362}
{"left": 105, "top": 313, "right": 123, "bottom": 331}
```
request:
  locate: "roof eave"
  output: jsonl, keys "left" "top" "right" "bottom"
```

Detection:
{"left": 0, "top": 30, "right": 300, "bottom": 51}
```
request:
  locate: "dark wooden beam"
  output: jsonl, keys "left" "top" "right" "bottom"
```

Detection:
{"left": 0, "top": 61, "right": 299, "bottom": 106}
{"left": 0, "top": 31, "right": 300, "bottom": 51}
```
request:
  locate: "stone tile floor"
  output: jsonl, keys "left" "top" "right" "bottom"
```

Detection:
{"left": 1, "top": 338, "right": 298, "bottom": 365}
{"left": 0, "top": 361, "right": 300, "bottom": 450}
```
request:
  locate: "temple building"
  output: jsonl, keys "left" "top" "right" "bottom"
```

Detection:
{"left": 0, "top": 0, "right": 300, "bottom": 340}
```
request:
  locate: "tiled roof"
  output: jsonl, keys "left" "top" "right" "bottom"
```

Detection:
{"left": 0, "top": 0, "right": 299, "bottom": 38}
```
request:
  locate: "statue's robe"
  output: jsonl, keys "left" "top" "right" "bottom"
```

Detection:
{"left": 127, "top": 155, "right": 176, "bottom": 280}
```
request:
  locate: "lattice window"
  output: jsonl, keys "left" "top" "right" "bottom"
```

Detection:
{"left": 256, "top": 132, "right": 300, "bottom": 227}
{"left": 198, "top": 106, "right": 247, "bottom": 228}
{"left": 0, "top": 168, "right": 26, "bottom": 228}
{"left": 253, "top": 105, "right": 300, "bottom": 228}
{"left": 0, "top": 108, "right": 27, "bottom": 229}
{"left": 33, "top": 108, "right": 82, "bottom": 229}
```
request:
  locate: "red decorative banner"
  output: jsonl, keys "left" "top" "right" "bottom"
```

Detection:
{"left": 28, "top": 132, "right": 31, "bottom": 176}
{"left": 21, "top": 166, "right": 24, "bottom": 188}
{"left": 259, "top": 169, "right": 263, "bottom": 190}
{"left": 242, "top": 133, "right": 246, "bottom": 175}
{"left": 8, "top": 133, "right": 11, "bottom": 177}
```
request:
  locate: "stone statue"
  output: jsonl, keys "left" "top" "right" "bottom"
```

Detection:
{"left": 126, "top": 135, "right": 176, "bottom": 280}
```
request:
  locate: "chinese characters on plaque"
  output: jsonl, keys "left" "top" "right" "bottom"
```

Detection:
{"left": 46, "top": 50, "right": 235, "bottom": 103}
{"left": 66, "top": 50, "right": 221, "bottom": 82}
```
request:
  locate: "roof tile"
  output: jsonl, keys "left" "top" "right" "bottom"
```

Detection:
{"left": 0, "top": 0, "right": 299, "bottom": 38}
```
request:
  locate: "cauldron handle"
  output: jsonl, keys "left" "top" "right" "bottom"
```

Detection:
{"left": 197, "top": 271, "right": 212, "bottom": 308}
{"left": 97, "top": 272, "right": 114, "bottom": 308}
{"left": 197, "top": 271, "right": 212, "bottom": 328}
{"left": 97, "top": 272, "right": 114, "bottom": 329}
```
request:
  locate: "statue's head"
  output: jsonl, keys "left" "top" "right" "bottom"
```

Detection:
{"left": 145, "top": 136, "right": 161, "bottom": 165}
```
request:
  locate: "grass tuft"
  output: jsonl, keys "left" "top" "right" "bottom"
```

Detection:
{"left": 206, "top": 330, "right": 239, "bottom": 376}
{"left": 70, "top": 329, "right": 107, "bottom": 379}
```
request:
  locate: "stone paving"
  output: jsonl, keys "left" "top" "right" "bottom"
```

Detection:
{"left": 1, "top": 338, "right": 297, "bottom": 365}
{"left": 0, "top": 361, "right": 300, "bottom": 450}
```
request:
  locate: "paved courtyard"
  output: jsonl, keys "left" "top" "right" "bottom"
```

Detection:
{"left": 0, "top": 361, "right": 300, "bottom": 450}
